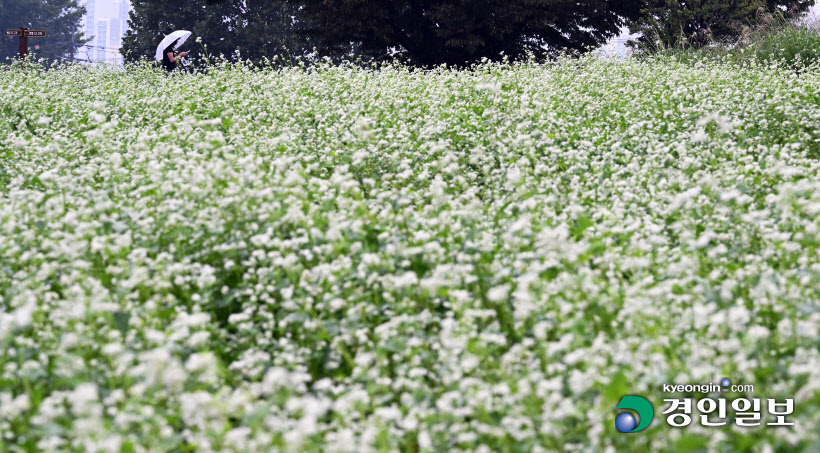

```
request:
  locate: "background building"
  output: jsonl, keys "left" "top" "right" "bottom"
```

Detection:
{"left": 78, "top": 0, "right": 131, "bottom": 64}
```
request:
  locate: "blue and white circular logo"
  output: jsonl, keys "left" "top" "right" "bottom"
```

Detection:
{"left": 615, "top": 413, "right": 637, "bottom": 433}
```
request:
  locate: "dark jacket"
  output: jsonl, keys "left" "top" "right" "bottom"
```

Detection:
{"left": 161, "top": 44, "right": 176, "bottom": 72}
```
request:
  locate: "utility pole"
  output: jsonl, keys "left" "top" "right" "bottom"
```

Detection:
{"left": 70, "top": 22, "right": 76, "bottom": 62}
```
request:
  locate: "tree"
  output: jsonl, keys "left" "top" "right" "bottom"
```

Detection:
{"left": 235, "top": 1, "right": 310, "bottom": 62}
{"left": 122, "top": 0, "right": 306, "bottom": 65}
{"left": 200, "top": 0, "right": 645, "bottom": 66}
{"left": 628, "top": 0, "right": 815, "bottom": 48}
{"left": 122, "top": 0, "right": 240, "bottom": 64}
{"left": 276, "top": 0, "right": 646, "bottom": 66}
{"left": 0, "top": 0, "right": 88, "bottom": 63}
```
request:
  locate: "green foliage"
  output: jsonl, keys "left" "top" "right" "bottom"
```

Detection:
{"left": 743, "top": 14, "right": 820, "bottom": 68}
{"left": 0, "top": 0, "right": 89, "bottom": 63}
{"left": 635, "top": 12, "right": 820, "bottom": 72}
{"left": 628, "top": 0, "right": 814, "bottom": 49}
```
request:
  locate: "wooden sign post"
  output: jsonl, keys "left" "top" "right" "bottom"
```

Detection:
{"left": 4, "top": 27, "right": 47, "bottom": 60}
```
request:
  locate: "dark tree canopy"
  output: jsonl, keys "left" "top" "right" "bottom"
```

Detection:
{"left": 629, "top": 0, "right": 815, "bottom": 48}
{"left": 129, "top": 0, "right": 817, "bottom": 66}
{"left": 0, "top": 0, "right": 88, "bottom": 63}
{"left": 289, "top": 0, "right": 644, "bottom": 65}
{"left": 122, "top": 0, "right": 306, "bottom": 65}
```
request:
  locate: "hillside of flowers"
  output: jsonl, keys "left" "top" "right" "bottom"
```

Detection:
{"left": 1, "top": 56, "right": 819, "bottom": 452}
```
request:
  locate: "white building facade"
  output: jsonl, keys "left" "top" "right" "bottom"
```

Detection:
{"left": 79, "top": 0, "right": 131, "bottom": 64}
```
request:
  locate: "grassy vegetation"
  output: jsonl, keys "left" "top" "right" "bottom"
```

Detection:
{"left": 635, "top": 11, "right": 820, "bottom": 71}
{"left": 744, "top": 15, "right": 820, "bottom": 67}
{"left": 1, "top": 55, "right": 819, "bottom": 451}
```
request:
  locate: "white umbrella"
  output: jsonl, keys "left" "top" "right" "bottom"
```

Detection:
{"left": 155, "top": 30, "right": 192, "bottom": 62}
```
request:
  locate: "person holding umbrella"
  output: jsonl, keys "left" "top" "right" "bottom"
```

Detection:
{"left": 156, "top": 30, "right": 192, "bottom": 73}
{"left": 162, "top": 39, "right": 188, "bottom": 72}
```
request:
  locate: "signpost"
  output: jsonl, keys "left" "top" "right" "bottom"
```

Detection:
{"left": 3, "top": 27, "right": 47, "bottom": 60}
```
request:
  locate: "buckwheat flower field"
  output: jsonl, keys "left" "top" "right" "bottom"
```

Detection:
{"left": 1, "top": 55, "right": 819, "bottom": 452}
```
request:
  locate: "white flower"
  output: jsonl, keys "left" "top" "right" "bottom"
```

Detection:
{"left": 89, "top": 111, "right": 106, "bottom": 123}
{"left": 487, "top": 284, "right": 510, "bottom": 302}
{"left": 3, "top": 52, "right": 820, "bottom": 452}
{"left": 393, "top": 271, "right": 418, "bottom": 288}
{"left": 506, "top": 166, "right": 523, "bottom": 186}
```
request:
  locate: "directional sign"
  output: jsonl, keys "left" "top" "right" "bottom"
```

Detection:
{"left": 5, "top": 27, "right": 47, "bottom": 60}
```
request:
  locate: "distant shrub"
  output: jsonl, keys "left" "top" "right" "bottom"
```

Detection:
{"left": 740, "top": 12, "right": 820, "bottom": 68}
{"left": 632, "top": 10, "right": 820, "bottom": 71}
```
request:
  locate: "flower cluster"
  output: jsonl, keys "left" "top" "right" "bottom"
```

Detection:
{"left": 0, "top": 56, "right": 819, "bottom": 451}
